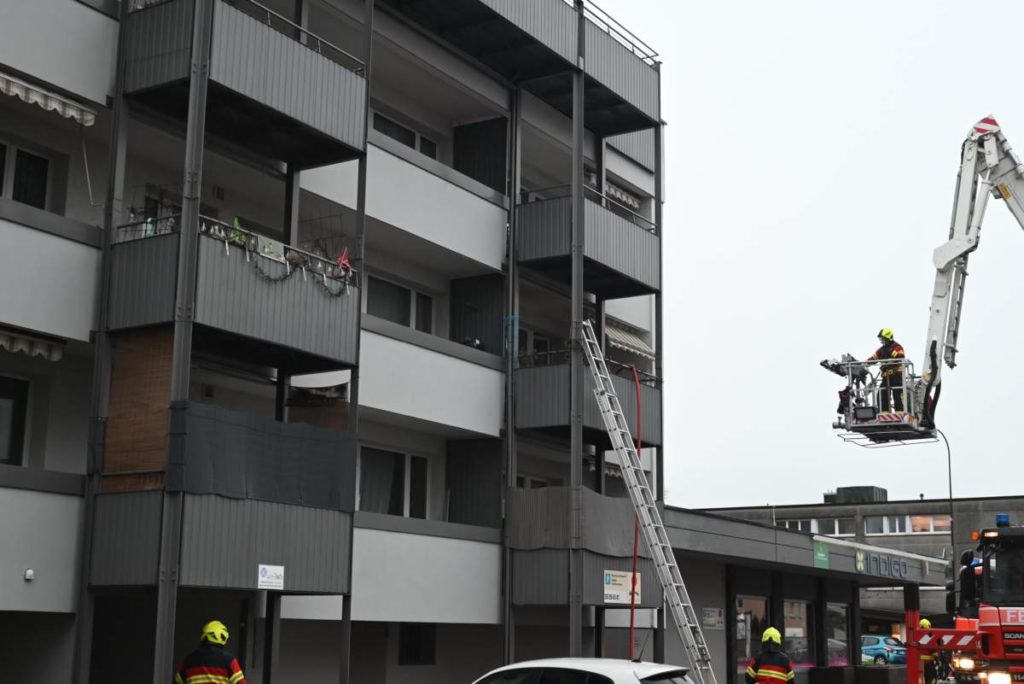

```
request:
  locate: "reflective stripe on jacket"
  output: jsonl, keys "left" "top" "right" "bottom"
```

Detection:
{"left": 745, "top": 650, "right": 795, "bottom": 684}
{"left": 174, "top": 643, "right": 246, "bottom": 684}
{"left": 869, "top": 341, "right": 906, "bottom": 377}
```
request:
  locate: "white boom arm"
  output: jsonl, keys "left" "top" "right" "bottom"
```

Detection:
{"left": 920, "top": 116, "right": 1024, "bottom": 425}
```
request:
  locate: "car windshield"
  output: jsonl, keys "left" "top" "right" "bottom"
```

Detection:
{"left": 984, "top": 542, "right": 1024, "bottom": 605}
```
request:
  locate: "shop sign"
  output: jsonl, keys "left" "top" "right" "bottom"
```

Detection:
{"left": 814, "top": 540, "right": 831, "bottom": 569}
{"left": 855, "top": 550, "right": 909, "bottom": 579}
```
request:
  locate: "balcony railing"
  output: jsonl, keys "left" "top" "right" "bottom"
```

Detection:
{"left": 517, "top": 349, "right": 660, "bottom": 388}
{"left": 557, "top": 0, "right": 658, "bottom": 65}
{"left": 129, "top": 0, "right": 365, "bottom": 74}
{"left": 520, "top": 184, "right": 656, "bottom": 233}
{"left": 113, "top": 214, "right": 358, "bottom": 289}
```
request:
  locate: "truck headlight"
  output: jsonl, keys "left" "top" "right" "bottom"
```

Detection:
{"left": 959, "top": 658, "right": 976, "bottom": 671}
{"left": 987, "top": 672, "right": 1011, "bottom": 684}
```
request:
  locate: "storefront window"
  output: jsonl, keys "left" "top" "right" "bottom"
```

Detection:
{"left": 784, "top": 600, "right": 815, "bottom": 669}
{"left": 736, "top": 596, "right": 770, "bottom": 676}
{"left": 826, "top": 603, "right": 850, "bottom": 665}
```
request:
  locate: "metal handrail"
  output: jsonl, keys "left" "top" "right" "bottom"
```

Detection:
{"left": 584, "top": 186, "right": 657, "bottom": 232}
{"left": 517, "top": 349, "right": 660, "bottom": 386}
{"left": 558, "top": 0, "right": 659, "bottom": 65}
{"left": 113, "top": 214, "right": 182, "bottom": 243}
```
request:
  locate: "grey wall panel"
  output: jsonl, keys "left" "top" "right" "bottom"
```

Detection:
{"left": 507, "top": 486, "right": 573, "bottom": 550}
{"left": 173, "top": 402, "right": 357, "bottom": 511}
{"left": 90, "top": 491, "right": 162, "bottom": 586}
{"left": 179, "top": 494, "right": 351, "bottom": 593}
{"left": 579, "top": 487, "right": 651, "bottom": 558}
{"left": 516, "top": 197, "right": 571, "bottom": 262}
{"left": 449, "top": 274, "right": 505, "bottom": 356}
{"left": 108, "top": 234, "right": 178, "bottom": 330}
{"left": 210, "top": 1, "right": 367, "bottom": 150}
{"left": 453, "top": 118, "right": 508, "bottom": 194}
{"left": 124, "top": 0, "right": 193, "bottom": 93}
{"left": 480, "top": 0, "right": 576, "bottom": 64}
{"left": 581, "top": 552, "right": 661, "bottom": 608}
{"left": 584, "top": 22, "right": 659, "bottom": 122}
{"left": 445, "top": 438, "right": 503, "bottom": 528}
{"left": 516, "top": 364, "right": 660, "bottom": 444}
{"left": 513, "top": 549, "right": 569, "bottom": 605}
{"left": 607, "top": 128, "right": 656, "bottom": 172}
{"left": 585, "top": 201, "right": 660, "bottom": 292}
{"left": 193, "top": 238, "right": 360, "bottom": 364}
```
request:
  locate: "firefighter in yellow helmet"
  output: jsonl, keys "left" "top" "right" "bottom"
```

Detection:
{"left": 918, "top": 618, "right": 937, "bottom": 684}
{"left": 745, "top": 627, "right": 795, "bottom": 684}
{"left": 868, "top": 328, "right": 906, "bottom": 412}
{"left": 174, "top": 620, "right": 246, "bottom": 684}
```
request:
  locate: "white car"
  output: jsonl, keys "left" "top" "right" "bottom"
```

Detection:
{"left": 472, "top": 658, "right": 695, "bottom": 684}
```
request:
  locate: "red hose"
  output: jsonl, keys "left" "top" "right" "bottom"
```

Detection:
{"left": 629, "top": 365, "right": 643, "bottom": 660}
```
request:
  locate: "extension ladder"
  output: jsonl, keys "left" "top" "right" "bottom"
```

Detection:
{"left": 580, "top": 320, "right": 718, "bottom": 684}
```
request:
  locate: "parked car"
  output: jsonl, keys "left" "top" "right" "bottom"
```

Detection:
{"left": 472, "top": 658, "right": 695, "bottom": 684}
{"left": 861, "top": 635, "right": 907, "bottom": 665}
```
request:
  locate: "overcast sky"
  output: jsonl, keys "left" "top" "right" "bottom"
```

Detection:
{"left": 596, "top": 0, "right": 1024, "bottom": 508}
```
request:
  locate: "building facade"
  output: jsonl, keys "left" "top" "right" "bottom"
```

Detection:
{"left": 706, "top": 486, "right": 1024, "bottom": 635}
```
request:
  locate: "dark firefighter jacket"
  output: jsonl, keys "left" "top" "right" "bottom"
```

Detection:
{"left": 745, "top": 649, "right": 796, "bottom": 684}
{"left": 869, "top": 341, "right": 906, "bottom": 378}
{"left": 174, "top": 642, "right": 246, "bottom": 684}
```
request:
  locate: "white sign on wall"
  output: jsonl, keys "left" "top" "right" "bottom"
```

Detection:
{"left": 257, "top": 564, "right": 285, "bottom": 591}
{"left": 702, "top": 607, "right": 725, "bottom": 630}
{"left": 603, "top": 569, "right": 641, "bottom": 605}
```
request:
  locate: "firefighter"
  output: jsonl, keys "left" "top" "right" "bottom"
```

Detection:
{"left": 174, "top": 620, "right": 246, "bottom": 684}
{"left": 868, "top": 328, "right": 906, "bottom": 412}
{"left": 745, "top": 627, "right": 795, "bottom": 684}
{"left": 919, "top": 618, "right": 938, "bottom": 684}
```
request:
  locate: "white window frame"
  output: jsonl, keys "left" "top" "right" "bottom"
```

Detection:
{"left": 0, "top": 137, "right": 52, "bottom": 210}
{"left": 355, "top": 445, "right": 431, "bottom": 519}
{"left": 864, "top": 514, "right": 950, "bottom": 535}
{"left": 365, "top": 273, "right": 435, "bottom": 334}
{"left": 779, "top": 519, "right": 817, "bottom": 533}
{"left": 372, "top": 111, "right": 438, "bottom": 161}
{"left": 817, "top": 517, "right": 857, "bottom": 537}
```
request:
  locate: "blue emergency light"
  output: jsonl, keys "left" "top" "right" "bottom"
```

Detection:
{"left": 996, "top": 513, "right": 1011, "bottom": 527}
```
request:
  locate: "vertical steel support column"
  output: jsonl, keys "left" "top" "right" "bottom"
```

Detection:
{"left": 653, "top": 118, "right": 664, "bottom": 505}
{"left": 153, "top": 1, "right": 215, "bottom": 680}
{"left": 814, "top": 578, "right": 827, "bottom": 667}
{"left": 338, "top": 4, "right": 373, "bottom": 683}
{"left": 568, "top": 0, "right": 586, "bottom": 658}
{"left": 284, "top": 165, "right": 300, "bottom": 246}
{"left": 502, "top": 84, "right": 522, "bottom": 666}
{"left": 725, "top": 566, "right": 737, "bottom": 684}
{"left": 849, "top": 582, "right": 861, "bottom": 668}
{"left": 73, "top": 2, "right": 132, "bottom": 681}
{"left": 263, "top": 592, "right": 282, "bottom": 683}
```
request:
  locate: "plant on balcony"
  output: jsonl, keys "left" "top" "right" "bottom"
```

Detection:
{"left": 228, "top": 218, "right": 248, "bottom": 247}
{"left": 285, "top": 249, "right": 306, "bottom": 268}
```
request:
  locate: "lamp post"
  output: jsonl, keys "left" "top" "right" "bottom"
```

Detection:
{"left": 936, "top": 429, "right": 955, "bottom": 559}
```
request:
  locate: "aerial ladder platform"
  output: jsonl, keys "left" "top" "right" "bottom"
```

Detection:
{"left": 580, "top": 320, "right": 717, "bottom": 684}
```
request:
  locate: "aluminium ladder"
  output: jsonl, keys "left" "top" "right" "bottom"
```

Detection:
{"left": 580, "top": 320, "right": 718, "bottom": 684}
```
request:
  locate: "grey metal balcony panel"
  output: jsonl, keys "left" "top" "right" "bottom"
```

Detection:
{"left": 584, "top": 22, "right": 659, "bottom": 121}
{"left": 507, "top": 486, "right": 573, "bottom": 550}
{"left": 512, "top": 548, "right": 568, "bottom": 605}
{"left": 193, "top": 238, "right": 360, "bottom": 364}
{"left": 516, "top": 197, "right": 571, "bottom": 262}
{"left": 171, "top": 401, "right": 357, "bottom": 511}
{"left": 584, "top": 200, "right": 660, "bottom": 292}
{"left": 210, "top": 1, "right": 367, "bottom": 150}
{"left": 607, "top": 128, "right": 656, "bottom": 172}
{"left": 515, "top": 364, "right": 661, "bottom": 444}
{"left": 579, "top": 486, "right": 652, "bottom": 558}
{"left": 449, "top": 274, "right": 505, "bottom": 359}
{"left": 581, "top": 551, "right": 661, "bottom": 608}
{"left": 179, "top": 494, "right": 351, "bottom": 593}
{"left": 123, "top": 0, "right": 193, "bottom": 93}
{"left": 479, "top": 0, "right": 577, "bottom": 64}
{"left": 445, "top": 439, "right": 503, "bottom": 528}
{"left": 90, "top": 491, "right": 162, "bottom": 586}
{"left": 108, "top": 234, "right": 178, "bottom": 330}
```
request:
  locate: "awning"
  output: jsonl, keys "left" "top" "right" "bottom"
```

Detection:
{"left": 0, "top": 71, "right": 96, "bottom": 127}
{"left": 605, "top": 325, "right": 655, "bottom": 361}
{"left": 0, "top": 329, "right": 64, "bottom": 362}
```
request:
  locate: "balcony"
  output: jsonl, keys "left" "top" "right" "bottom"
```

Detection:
{"left": 378, "top": 0, "right": 658, "bottom": 136}
{"left": 515, "top": 354, "right": 661, "bottom": 446}
{"left": 517, "top": 192, "right": 660, "bottom": 298}
{"left": 507, "top": 486, "right": 662, "bottom": 607}
{"left": 108, "top": 217, "right": 360, "bottom": 369}
{"left": 123, "top": 0, "right": 366, "bottom": 166}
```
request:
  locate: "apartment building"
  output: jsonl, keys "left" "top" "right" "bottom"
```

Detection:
{"left": 706, "top": 486, "right": 1024, "bottom": 634}
{"left": 0, "top": 0, "right": 667, "bottom": 681}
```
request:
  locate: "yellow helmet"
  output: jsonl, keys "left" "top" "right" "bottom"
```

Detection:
{"left": 878, "top": 328, "right": 895, "bottom": 342}
{"left": 919, "top": 618, "right": 931, "bottom": 629}
{"left": 201, "top": 620, "right": 229, "bottom": 646}
{"left": 762, "top": 627, "right": 783, "bottom": 645}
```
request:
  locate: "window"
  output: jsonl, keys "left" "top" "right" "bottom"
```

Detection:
{"left": 826, "top": 603, "right": 850, "bottom": 666}
{"left": 358, "top": 448, "right": 429, "bottom": 519}
{"left": 912, "top": 514, "right": 952, "bottom": 533}
{"left": 373, "top": 112, "right": 438, "bottom": 161}
{"left": 0, "top": 377, "right": 28, "bottom": 466}
{"left": 865, "top": 516, "right": 885, "bottom": 535}
{"left": 397, "top": 623, "right": 435, "bottom": 665}
{"left": 784, "top": 600, "right": 815, "bottom": 669}
{"left": 366, "top": 276, "right": 434, "bottom": 334}
{"left": 836, "top": 517, "right": 856, "bottom": 535}
{"left": 538, "top": 670, "right": 612, "bottom": 684}
{"left": 779, "top": 519, "right": 815, "bottom": 533}
{"left": 0, "top": 142, "right": 50, "bottom": 210}
{"left": 887, "top": 515, "right": 907, "bottom": 534}
{"left": 736, "top": 595, "right": 770, "bottom": 675}
{"left": 817, "top": 518, "right": 857, "bottom": 536}
{"left": 867, "top": 514, "right": 950, "bottom": 535}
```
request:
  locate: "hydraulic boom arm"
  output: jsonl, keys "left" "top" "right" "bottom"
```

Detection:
{"left": 920, "top": 117, "right": 1024, "bottom": 426}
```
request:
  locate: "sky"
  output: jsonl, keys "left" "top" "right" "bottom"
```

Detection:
{"left": 595, "top": 0, "right": 1024, "bottom": 508}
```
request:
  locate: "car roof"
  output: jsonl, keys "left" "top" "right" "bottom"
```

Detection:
{"left": 481, "top": 658, "right": 689, "bottom": 678}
